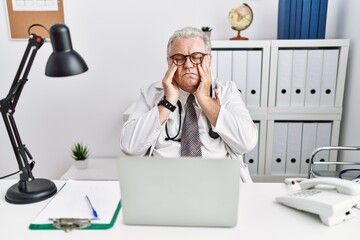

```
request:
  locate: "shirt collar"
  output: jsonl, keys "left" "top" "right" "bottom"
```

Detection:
{"left": 179, "top": 89, "right": 200, "bottom": 108}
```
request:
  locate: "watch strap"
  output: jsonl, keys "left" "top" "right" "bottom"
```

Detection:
{"left": 158, "top": 97, "right": 176, "bottom": 112}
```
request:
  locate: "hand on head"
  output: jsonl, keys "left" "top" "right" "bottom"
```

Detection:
{"left": 162, "top": 63, "right": 179, "bottom": 105}
{"left": 194, "top": 54, "right": 212, "bottom": 100}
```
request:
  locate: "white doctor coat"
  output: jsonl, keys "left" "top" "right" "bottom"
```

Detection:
{"left": 120, "top": 81, "right": 258, "bottom": 182}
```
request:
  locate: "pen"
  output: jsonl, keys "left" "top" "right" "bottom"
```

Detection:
{"left": 85, "top": 195, "right": 98, "bottom": 218}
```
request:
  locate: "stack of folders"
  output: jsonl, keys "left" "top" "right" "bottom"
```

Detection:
{"left": 278, "top": 0, "right": 328, "bottom": 39}
{"left": 276, "top": 48, "right": 339, "bottom": 107}
{"left": 212, "top": 49, "right": 262, "bottom": 108}
{"left": 272, "top": 121, "right": 332, "bottom": 176}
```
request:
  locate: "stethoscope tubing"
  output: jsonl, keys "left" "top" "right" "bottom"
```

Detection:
{"left": 164, "top": 85, "right": 220, "bottom": 141}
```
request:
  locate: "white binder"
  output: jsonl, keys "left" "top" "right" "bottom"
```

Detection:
{"left": 276, "top": 50, "right": 293, "bottom": 107}
{"left": 300, "top": 122, "right": 317, "bottom": 175}
{"left": 244, "top": 122, "right": 259, "bottom": 175}
{"left": 315, "top": 122, "right": 332, "bottom": 172}
{"left": 290, "top": 50, "right": 307, "bottom": 107}
{"left": 246, "top": 50, "right": 262, "bottom": 107}
{"left": 211, "top": 50, "right": 218, "bottom": 80}
{"left": 272, "top": 122, "right": 288, "bottom": 175}
{"left": 216, "top": 51, "right": 232, "bottom": 82}
{"left": 285, "top": 122, "right": 302, "bottom": 175}
{"left": 305, "top": 50, "right": 324, "bottom": 107}
{"left": 320, "top": 49, "right": 339, "bottom": 107}
{"left": 232, "top": 50, "right": 248, "bottom": 102}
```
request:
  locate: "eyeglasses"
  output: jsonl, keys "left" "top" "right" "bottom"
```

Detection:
{"left": 169, "top": 52, "right": 208, "bottom": 66}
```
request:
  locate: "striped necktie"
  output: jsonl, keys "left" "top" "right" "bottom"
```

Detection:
{"left": 181, "top": 94, "right": 202, "bottom": 157}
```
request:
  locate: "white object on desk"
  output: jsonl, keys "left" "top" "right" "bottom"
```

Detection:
{"left": 30, "top": 179, "right": 120, "bottom": 228}
{"left": 276, "top": 177, "right": 360, "bottom": 226}
{"left": 118, "top": 157, "right": 240, "bottom": 227}
{"left": 61, "top": 158, "right": 118, "bottom": 180}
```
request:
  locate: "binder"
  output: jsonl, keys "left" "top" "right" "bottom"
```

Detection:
{"left": 276, "top": 50, "right": 293, "bottom": 107}
{"left": 285, "top": 122, "right": 302, "bottom": 175}
{"left": 320, "top": 49, "right": 339, "bottom": 107}
{"left": 217, "top": 50, "right": 232, "bottom": 82}
{"left": 295, "top": 0, "right": 303, "bottom": 39}
{"left": 29, "top": 179, "right": 121, "bottom": 231}
{"left": 300, "top": 0, "right": 312, "bottom": 39}
{"left": 289, "top": 0, "right": 297, "bottom": 39}
{"left": 309, "top": 0, "right": 321, "bottom": 39}
{"left": 300, "top": 122, "right": 318, "bottom": 175}
{"left": 244, "top": 122, "right": 260, "bottom": 175}
{"left": 211, "top": 50, "right": 218, "bottom": 80}
{"left": 272, "top": 122, "right": 288, "bottom": 175}
{"left": 315, "top": 122, "right": 332, "bottom": 172}
{"left": 317, "top": 0, "right": 328, "bottom": 39}
{"left": 232, "top": 50, "right": 248, "bottom": 102}
{"left": 305, "top": 50, "right": 324, "bottom": 107}
{"left": 278, "top": 0, "right": 291, "bottom": 39}
{"left": 246, "top": 50, "right": 262, "bottom": 107}
{"left": 290, "top": 50, "right": 307, "bottom": 106}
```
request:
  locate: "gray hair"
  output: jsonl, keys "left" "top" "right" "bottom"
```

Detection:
{"left": 167, "top": 26, "right": 212, "bottom": 57}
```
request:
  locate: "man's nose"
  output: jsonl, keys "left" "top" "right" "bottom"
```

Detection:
{"left": 183, "top": 56, "right": 194, "bottom": 68}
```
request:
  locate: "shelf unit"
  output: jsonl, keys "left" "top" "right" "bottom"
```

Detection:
{"left": 211, "top": 39, "right": 350, "bottom": 182}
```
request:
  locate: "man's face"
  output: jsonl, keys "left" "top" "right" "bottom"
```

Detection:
{"left": 168, "top": 37, "right": 208, "bottom": 93}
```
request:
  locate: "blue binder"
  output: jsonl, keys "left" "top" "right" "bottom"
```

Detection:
{"left": 289, "top": 0, "right": 297, "bottom": 39}
{"left": 295, "top": 0, "right": 303, "bottom": 39}
{"left": 317, "top": 0, "right": 328, "bottom": 39}
{"left": 300, "top": 0, "right": 311, "bottom": 39}
{"left": 278, "top": 0, "right": 291, "bottom": 39}
{"left": 309, "top": 0, "right": 321, "bottom": 39}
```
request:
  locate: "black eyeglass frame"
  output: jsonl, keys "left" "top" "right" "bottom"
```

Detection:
{"left": 169, "top": 52, "right": 209, "bottom": 66}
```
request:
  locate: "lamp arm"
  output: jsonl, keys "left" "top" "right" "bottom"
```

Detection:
{"left": 6, "top": 34, "right": 45, "bottom": 108}
{"left": 0, "top": 34, "right": 44, "bottom": 182}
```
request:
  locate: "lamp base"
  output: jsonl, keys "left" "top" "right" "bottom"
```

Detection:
{"left": 5, "top": 178, "right": 57, "bottom": 204}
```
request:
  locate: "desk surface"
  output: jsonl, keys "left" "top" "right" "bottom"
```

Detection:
{"left": 1, "top": 180, "right": 358, "bottom": 240}
{"left": 61, "top": 158, "right": 118, "bottom": 180}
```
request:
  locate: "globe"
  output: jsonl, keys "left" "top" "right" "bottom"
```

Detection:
{"left": 228, "top": 3, "right": 253, "bottom": 40}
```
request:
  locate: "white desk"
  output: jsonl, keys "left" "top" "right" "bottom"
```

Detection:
{"left": 61, "top": 158, "right": 118, "bottom": 180}
{"left": 1, "top": 180, "right": 358, "bottom": 240}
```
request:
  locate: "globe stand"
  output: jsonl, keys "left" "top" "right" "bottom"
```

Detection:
{"left": 230, "top": 31, "right": 248, "bottom": 40}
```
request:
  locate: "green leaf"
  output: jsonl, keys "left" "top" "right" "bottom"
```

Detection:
{"left": 71, "top": 142, "right": 90, "bottom": 160}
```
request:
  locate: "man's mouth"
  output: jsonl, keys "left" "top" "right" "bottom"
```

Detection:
{"left": 182, "top": 72, "right": 197, "bottom": 77}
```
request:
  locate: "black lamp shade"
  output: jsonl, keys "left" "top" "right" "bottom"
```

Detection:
{"left": 45, "top": 24, "right": 88, "bottom": 77}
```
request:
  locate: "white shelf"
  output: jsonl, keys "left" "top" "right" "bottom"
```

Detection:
{"left": 211, "top": 39, "right": 349, "bottom": 182}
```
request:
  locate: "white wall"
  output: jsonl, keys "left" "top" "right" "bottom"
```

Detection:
{"left": 333, "top": 0, "right": 360, "bottom": 160}
{"left": 0, "top": 0, "right": 358, "bottom": 179}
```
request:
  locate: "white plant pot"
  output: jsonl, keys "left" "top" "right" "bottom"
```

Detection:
{"left": 74, "top": 159, "right": 88, "bottom": 169}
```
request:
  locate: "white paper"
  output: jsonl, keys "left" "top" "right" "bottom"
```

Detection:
{"left": 31, "top": 179, "right": 121, "bottom": 225}
{"left": 12, "top": 0, "right": 58, "bottom": 11}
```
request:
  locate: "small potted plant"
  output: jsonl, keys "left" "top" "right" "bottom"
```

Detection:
{"left": 71, "top": 142, "right": 90, "bottom": 169}
{"left": 201, "top": 26, "right": 212, "bottom": 38}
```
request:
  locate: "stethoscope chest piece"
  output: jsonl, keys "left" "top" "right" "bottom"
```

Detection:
{"left": 208, "top": 128, "right": 220, "bottom": 139}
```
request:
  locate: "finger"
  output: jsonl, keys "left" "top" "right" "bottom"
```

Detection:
{"left": 202, "top": 55, "right": 211, "bottom": 71}
{"left": 198, "top": 63, "right": 211, "bottom": 85}
{"left": 164, "top": 63, "right": 177, "bottom": 82}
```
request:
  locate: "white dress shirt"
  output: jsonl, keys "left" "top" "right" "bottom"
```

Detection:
{"left": 120, "top": 81, "right": 258, "bottom": 182}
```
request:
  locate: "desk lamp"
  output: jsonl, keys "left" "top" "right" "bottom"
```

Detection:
{"left": 0, "top": 24, "right": 88, "bottom": 204}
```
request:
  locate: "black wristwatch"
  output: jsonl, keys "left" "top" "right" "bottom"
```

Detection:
{"left": 158, "top": 97, "right": 176, "bottom": 112}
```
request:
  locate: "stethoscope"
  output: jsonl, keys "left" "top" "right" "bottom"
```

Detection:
{"left": 165, "top": 85, "right": 220, "bottom": 142}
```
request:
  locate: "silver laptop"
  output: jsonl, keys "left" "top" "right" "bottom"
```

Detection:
{"left": 117, "top": 156, "right": 241, "bottom": 228}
